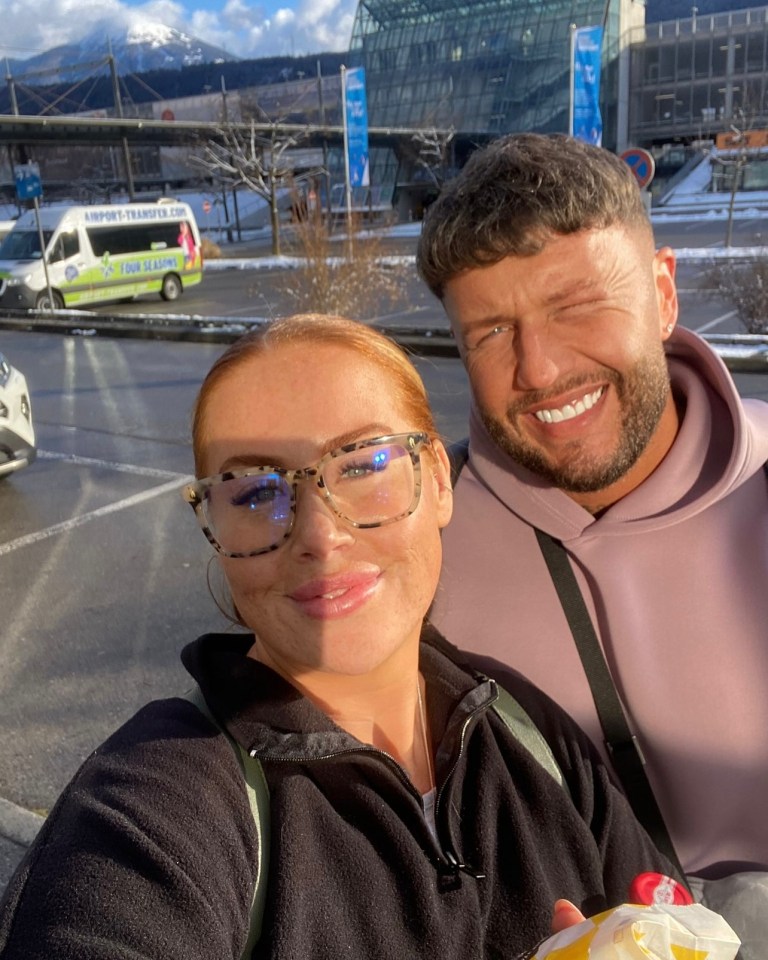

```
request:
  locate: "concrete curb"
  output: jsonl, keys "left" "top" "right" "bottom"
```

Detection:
{"left": 0, "top": 797, "right": 45, "bottom": 847}
{"left": 2, "top": 311, "right": 768, "bottom": 368}
{"left": 0, "top": 310, "right": 461, "bottom": 356}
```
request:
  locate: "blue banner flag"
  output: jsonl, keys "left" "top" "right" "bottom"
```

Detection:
{"left": 572, "top": 25, "right": 603, "bottom": 146}
{"left": 344, "top": 66, "right": 370, "bottom": 188}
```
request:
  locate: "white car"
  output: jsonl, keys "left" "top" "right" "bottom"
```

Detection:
{"left": 0, "top": 352, "right": 36, "bottom": 478}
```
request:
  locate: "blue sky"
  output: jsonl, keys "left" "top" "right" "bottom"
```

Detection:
{"left": 1, "top": 0, "right": 356, "bottom": 62}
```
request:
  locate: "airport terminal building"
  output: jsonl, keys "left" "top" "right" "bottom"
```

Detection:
{"left": 350, "top": 0, "right": 768, "bottom": 151}
{"left": 349, "top": 0, "right": 639, "bottom": 143}
{"left": 346, "top": 0, "right": 768, "bottom": 202}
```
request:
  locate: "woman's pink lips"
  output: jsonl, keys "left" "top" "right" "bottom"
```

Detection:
{"left": 289, "top": 571, "right": 381, "bottom": 620}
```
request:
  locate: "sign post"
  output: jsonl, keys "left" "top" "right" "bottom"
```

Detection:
{"left": 14, "top": 163, "right": 55, "bottom": 312}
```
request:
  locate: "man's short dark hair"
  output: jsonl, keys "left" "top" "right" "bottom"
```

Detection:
{"left": 416, "top": 133, "right": 650, "bottom": 299}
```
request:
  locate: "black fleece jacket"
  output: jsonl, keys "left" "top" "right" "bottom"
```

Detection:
{"left": 0, "top": 626, "right": 673, "bottom": 959}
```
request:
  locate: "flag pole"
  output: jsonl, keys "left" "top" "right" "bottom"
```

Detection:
{"left": 340, "top": 65, "right": 353, "bottom": 245}
{"left": 568, "top": 23, "right": 577, "bottom": 136}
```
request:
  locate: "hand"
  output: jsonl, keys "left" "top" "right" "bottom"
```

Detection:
{"left": 551, "top": 899, "right": 587, "bottom": 933}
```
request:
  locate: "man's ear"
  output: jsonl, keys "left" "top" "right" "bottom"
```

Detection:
{"left": 430, "top": 439, "right": 454, "bottom": 529}
{"left": 654, "top": 246, "right": 679, "bottom": 340}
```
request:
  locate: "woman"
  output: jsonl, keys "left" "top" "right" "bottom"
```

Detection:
{"left": 0, "top": 315, "right": 673, "bottom": 959}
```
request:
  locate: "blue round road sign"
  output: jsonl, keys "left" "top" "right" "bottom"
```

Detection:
{"left": 620, "top": 148, "right": 655, "bottom": 188}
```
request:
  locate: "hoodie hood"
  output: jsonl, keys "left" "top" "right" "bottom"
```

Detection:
{"left": 467, "top": 327, "right": 768, "bottom": 542}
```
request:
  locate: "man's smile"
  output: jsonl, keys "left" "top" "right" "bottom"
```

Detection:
{"left": 532, "top": 386, "right": 605, "bottom": 424}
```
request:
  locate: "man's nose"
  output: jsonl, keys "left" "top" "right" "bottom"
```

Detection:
{"left": 512, "top": 325, "right": 562, "bottom": 391}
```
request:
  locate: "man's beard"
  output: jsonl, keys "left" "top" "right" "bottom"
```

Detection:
{"left": 480, "top": 350, "right": 671, "bottom": 493}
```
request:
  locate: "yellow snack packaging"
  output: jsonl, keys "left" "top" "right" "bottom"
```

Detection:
{"left": 529, "top": 902, "right": 741, "bottom": 960}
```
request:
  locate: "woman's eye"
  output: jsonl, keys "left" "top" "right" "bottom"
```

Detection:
{"left": 230, "top": 481, "right": 281, "bottom": 507}
{"left": 342, "top": 461, "right": 377, "bottom": 479}
{"left": 340, "top": 451, "right": 390, "bottom": 479}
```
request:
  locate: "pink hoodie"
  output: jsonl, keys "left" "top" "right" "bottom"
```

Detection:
{"left": 432, "top": 328, "right": 768, "bottom": 877}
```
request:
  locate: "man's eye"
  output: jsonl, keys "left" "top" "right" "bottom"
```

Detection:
{"left": 476, "top": 325, "right": 513, "bottom": 348}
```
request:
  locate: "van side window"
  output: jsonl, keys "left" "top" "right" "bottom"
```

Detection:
{"left": 61, "top": 230, "right": 80, "bottom": 260}
{"left": 48, "top": 230, "right": 80, "bottom": 264}
{"left": 87, "top": 223, "right": 182, "bottom": 258}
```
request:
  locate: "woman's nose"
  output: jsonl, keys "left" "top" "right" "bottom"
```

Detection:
{"left": 289, "top": 485, "right": 355, "bottom": 558}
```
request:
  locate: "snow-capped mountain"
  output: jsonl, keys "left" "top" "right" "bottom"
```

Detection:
{"left": 8, "top": 20, "right": 238, "bottom": 83}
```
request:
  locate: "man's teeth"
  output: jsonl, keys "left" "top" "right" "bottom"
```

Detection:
{"left": 534, "top": 387, "right": 603, "bottom": 424}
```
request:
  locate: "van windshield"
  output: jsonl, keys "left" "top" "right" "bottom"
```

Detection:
{"left": 0, "top": 229, "right": 53, "bottom": 261}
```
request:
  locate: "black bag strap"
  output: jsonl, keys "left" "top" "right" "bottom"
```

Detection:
{"left": 184, "top": 685, "right": 269, "bottom": 956}
{"left": 534, "top": 528, "right": 688, "bottom": 884}
{"left": 446, "top": 437, "right": 686, "bottom": 880}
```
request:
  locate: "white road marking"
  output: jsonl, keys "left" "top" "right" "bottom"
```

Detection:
{"left": 0, "top": 476, "right": 193, "bottom": 557}
{"left": 36, "top": 450, "right": 188, "bottom": 480}
{"left": 692, "top": 309, "right": 737, "bottom": 334}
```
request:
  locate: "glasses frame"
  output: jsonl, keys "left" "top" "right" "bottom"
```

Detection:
{"left": 182, "top": 432, "right": 431, "bottom": 558}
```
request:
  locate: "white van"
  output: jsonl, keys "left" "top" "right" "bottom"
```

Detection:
{"left": 0, "top": 200, "right": 203, "bottom": 310}
{"left": 0, "top": 221, "right": 16, "bottom": 243}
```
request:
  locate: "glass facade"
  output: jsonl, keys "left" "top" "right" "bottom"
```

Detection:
{"left": 629, "top": 5, "right": 768, "bottom": 144}
{"left": 349, "top": 0, "right": 623, "bottom": 139}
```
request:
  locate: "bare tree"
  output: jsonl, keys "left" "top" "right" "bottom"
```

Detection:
{"left": 279, "top": 190, "right": 411, "bottom": 318}
{"left": 192, "top": 120, "right": 324, "bottom": 256}
{"left": 411, "top": 127, "right": 455, "bottom": 190}
{"left": 706, "top": 94, "right": 764, "bottom": 247}
{"left": 710, "top": 115, "right": 750, "bottom": 248}
{"left": 701, "top": 103, "right": 768, "bottom": 332}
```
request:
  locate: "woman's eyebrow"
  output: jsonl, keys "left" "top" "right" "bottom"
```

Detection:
{"left": 322, "top": 424, "right": 394, "bottom": 453}
{"left": 215, "top": 424, "right": 395, "bottom": 473}
{"left": 216, "top": 454, "right": 284, "bottom": 472}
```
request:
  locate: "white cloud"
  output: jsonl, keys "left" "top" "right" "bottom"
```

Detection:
{"left": 273, "top": 8, "right": 297, "bottom": 27}
{"left": 0, "top": 0, "right": 357, "bottom": 62}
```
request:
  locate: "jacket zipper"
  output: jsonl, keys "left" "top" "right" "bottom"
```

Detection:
{"left": 251, "top": 686, "right": 497, "bottom": 880}
{"left": 432, "top": 683, "right": 498, "bottom": 879}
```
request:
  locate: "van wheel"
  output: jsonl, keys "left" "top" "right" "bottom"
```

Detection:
{"left": 160, "top": 274, "right": 182, "bottom": 301}
{"left": 35, "top": 290, "right": 64, "bottom": 310}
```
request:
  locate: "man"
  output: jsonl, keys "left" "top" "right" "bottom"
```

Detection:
{"left": 418, "top": 133, "right": 768, "bottom": 879}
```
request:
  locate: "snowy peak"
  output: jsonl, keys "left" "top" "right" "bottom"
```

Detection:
{"left": 9, "top": 19, "right": 238, "bottom": 83}
{"left": 80, "top": 18, "right": 238, "bottom": 72}
{"left": 124, "top": 21, "right": 183, "bottom": 47}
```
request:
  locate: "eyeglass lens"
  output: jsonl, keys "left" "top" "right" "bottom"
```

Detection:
{"left": 202, "top": 440, "right": 416, "bottom": 555}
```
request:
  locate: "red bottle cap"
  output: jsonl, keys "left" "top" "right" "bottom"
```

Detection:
{"left": 629, "top": 872, "right": 693, "bottom": 906}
